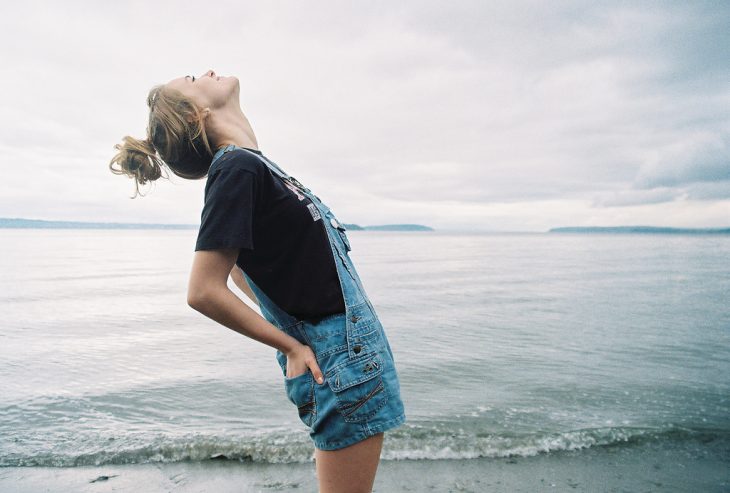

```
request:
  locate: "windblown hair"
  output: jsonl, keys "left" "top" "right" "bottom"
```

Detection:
{"left": 109, "top": 85, "right": 216, "bottom": 197}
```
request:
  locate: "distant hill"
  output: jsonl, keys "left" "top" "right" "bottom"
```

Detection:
{"left": 1, "top": 217, "right": 434, "bottom": 231}
{"left": 549, "top": 226, "right": 730, "bottom": 234}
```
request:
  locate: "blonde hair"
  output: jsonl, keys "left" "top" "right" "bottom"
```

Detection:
{"left": 109, "top": 84, "right": 216, "bottom": 198}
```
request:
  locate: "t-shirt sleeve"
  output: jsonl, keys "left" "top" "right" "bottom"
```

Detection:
{"left": 194, "top": 167, "right": 258, "bottom": 252}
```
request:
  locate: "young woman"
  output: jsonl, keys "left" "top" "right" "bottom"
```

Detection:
{"left": 109, "top": 69, "right": 406, "bottom": 492}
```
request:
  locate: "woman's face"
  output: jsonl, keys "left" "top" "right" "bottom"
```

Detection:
{"left": 166, "top": 69, "right": 239, "bottom": 111}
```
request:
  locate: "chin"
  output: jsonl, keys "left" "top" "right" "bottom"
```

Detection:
{"left": 227, "top": 77, "right": 241, "bottom": 103}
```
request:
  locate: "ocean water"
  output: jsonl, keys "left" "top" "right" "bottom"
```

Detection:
{"left": 0, "top": 229, "right": 728, "bottom": 467}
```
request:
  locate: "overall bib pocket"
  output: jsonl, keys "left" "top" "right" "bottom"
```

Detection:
{"left": 284, "top": 370, "right": 316, "bottom": 428}
{"left": 326, "top": 352, "right": 388, "bottom": 423}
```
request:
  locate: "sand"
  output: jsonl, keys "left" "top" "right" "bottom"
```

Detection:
{"left": 0, "top": 438, "right": 727, "bottom": 492}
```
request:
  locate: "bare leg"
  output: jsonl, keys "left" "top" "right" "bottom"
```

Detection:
{"left": 314, "top": 432, "right": 385, "bottom": 493}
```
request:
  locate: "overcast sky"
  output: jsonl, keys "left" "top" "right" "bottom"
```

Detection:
{"left": 0, "top": 0, "right": 728, "bottom": 232}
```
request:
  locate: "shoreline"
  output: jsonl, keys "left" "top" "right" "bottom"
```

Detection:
{"left": 1, "top": 438, "right": 727, "bottom": 492}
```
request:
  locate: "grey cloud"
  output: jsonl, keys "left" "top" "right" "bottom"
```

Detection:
{"left": 683, "top": 180, "right": 730, "bottom": 201}
{"left": 634, "top": 138, "right": 730, "bottom": 188}
{"left": 591, "top": 187, "right": 684, "bottom": 208}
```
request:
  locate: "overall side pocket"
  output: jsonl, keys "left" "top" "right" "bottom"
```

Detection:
{"left": 326, "top": 352, "right": 388, "bottom": 423}
{"left": 284, "top": 370, "right": 316, "bottom": 428}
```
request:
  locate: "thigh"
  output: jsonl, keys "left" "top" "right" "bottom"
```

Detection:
{"left": 314, "top": 432, "right": 384, "bottom": 493}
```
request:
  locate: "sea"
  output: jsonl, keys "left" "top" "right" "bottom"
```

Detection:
{"left": 0, "top": 229, "right": 728, "bottom": 478}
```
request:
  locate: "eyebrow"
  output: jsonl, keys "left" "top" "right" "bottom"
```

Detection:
{"left": 185, "top": 75, "right": 191, "bottom": 82}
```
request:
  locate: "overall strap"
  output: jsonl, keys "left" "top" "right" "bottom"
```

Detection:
{"left": 229, "top": 146, "right": 315, "bottom": 195}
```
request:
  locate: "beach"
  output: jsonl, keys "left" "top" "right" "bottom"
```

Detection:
{"left": 1, "top": 435, "right": 728, "bottom": 492}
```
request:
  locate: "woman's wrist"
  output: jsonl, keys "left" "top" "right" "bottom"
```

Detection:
{"left": 276, "top": 332, "right": 302, "bottom": 355}
{"left": 190, "top": 284, "right": 302, "bottom": 354}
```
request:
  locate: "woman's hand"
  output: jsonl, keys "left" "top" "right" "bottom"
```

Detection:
{"left": 286, "top": 343, "right": 325, "bottom": 384}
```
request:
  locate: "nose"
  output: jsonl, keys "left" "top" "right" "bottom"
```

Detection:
{"left": 203, "top": 69, "right": 215, "bottom": 78}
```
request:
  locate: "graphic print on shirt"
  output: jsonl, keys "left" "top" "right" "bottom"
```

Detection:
{"left": 307, "top": 203, "right": 322, "bottom": 221}
{"left": 283, "top": 181, "right": 306, "bottom": 201}
{"left": 283, "top": 178, "right": 320, "bottom": 222}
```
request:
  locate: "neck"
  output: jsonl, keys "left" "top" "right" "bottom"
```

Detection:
{"left": 208, "top": 105, "right": 259, "bottom": 152}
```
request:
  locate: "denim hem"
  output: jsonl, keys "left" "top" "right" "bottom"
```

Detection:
{"left": 312, "top": 413, "right": 406, "bottom": 451}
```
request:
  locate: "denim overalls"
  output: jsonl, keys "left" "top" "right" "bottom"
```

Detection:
{"left": 211, "top": 145, "right": 406, "bottom": 450}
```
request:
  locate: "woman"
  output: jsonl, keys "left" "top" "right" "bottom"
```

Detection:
{"left": 108, "top": 69, "right": 406, "bottom": 493}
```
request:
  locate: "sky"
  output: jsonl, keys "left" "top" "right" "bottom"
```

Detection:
{"left": 0, "top": 0, "right": 728, "bottom": 232}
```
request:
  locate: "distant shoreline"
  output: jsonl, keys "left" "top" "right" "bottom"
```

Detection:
{"left": 0, "top": 218, "right": 195, "bottom": 230}
{"left": 0, "top": 218, "right": 434, "bottom": 232}
{"left": 549, "top": 226, "right": 730, "bottom": 234}
{"left": 3, "top": 218, "right": 728, "bottom": 234}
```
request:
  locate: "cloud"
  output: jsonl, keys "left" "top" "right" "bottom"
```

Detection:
{"left": 683, "top": 180, "right": 730, "bottom": 201}
{"left": 633, "top": 136, "right": 730, "bottom": 189}
{"left": 0, "top": 0, "right": 728, "bottom": 230}
{"left": 591, "top": 187, "right": 685, "bottom": 208}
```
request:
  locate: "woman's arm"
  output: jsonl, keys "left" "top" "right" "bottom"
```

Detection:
{"left": 229, "top": 265, "right": 259, "bottom": 307}
{"left": 187, "top": 248, "right": 324, "bottom": 383}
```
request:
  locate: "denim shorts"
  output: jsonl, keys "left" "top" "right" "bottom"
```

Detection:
{"left": 274, "top": 300, "right": 406, "bottom": 451}
{"left": 223, "top": 144, "right": 407, "bottom": 450}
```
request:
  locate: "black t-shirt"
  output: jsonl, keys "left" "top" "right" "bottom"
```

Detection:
{"left": 194, "top": 147, "right": 345, "bottom": 320}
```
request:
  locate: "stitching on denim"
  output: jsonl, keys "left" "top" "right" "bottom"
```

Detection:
{"left": 339, "top": 382, "right": 389, "bottom": 423}
{"left": 314, "top": 413, "right": 405, "bottom": 450}
{"left": 316, "top": 344, "right": 348, "bottom": 359}
{"left": 339, "top": 379, "right": 385, "bottom": 416}
{"left": 325, "top": 352, "right": 383, "bottom": 383}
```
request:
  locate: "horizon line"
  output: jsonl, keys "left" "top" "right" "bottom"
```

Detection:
{"left": 1, "top": 217, "right": 730, "bottom": 234}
